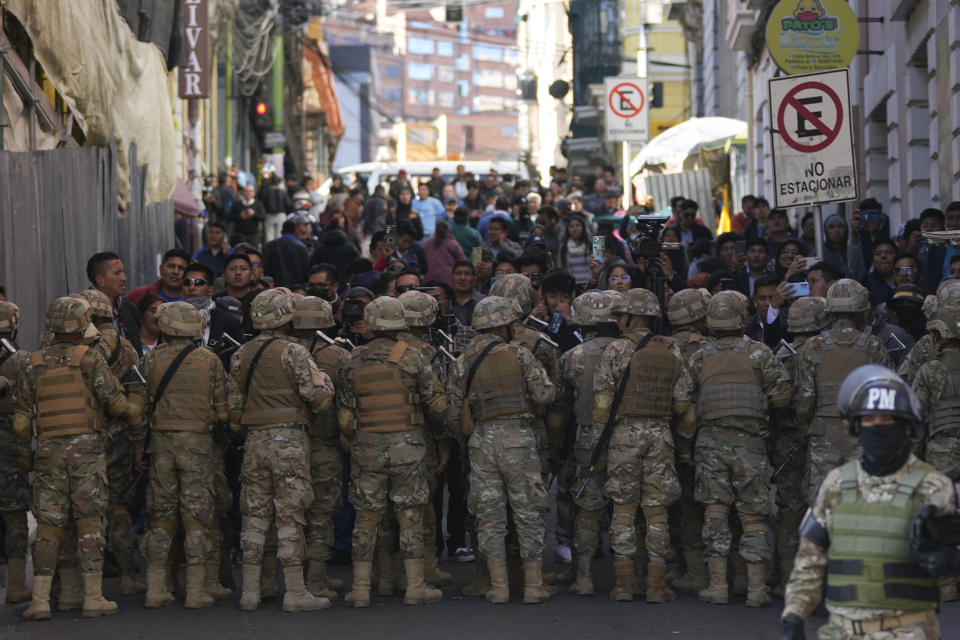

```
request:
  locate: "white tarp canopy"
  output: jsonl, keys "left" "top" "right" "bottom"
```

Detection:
{"left": 629, "top": 117, "right": 748, "bottom": 175}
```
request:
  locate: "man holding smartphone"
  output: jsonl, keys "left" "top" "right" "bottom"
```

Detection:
{"left": 849, "top": 197, "right": 891, "bottom": 271}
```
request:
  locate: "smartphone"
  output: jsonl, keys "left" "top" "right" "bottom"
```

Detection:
{"left": 385, "top": 225, "right": 396, "bottom": 249}
{"left": 471, "top": 246, "right": 483, "bottom": 266}
{"left": 802, "top": 256, "right": 820, "bottom": 269}
{"left": 791, "top": 281, "right": 810, "bottom": 297}
{"left": 593, "top": 236, "right": 606, "bottom": 263}
{"left": 735, "top": 240, "right": 746, "bottom": 255}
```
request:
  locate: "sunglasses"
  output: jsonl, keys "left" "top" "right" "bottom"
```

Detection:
{"left": 609, "top": 274, "right": 631, "bottom": 283}
{"left": 396, "top": 284, "right": 417, "bottom": 293}
{"left": 250, "top": 261, "right": 262, "bottom": 268}
{"left": 184, "top": 278, "right": 210, "bottom": 286}
{"left": 896, "top": 267, "right": 916, "bottom": 276}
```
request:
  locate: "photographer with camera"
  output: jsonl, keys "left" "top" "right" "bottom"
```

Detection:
{"left": 338, "top": 287, "right": 374, "bottom": 347}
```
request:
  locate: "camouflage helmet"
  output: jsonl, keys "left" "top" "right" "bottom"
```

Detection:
{"left": 825, "top": 278, "right": 870, "bottom": 314}
{"left": 363, "top": 296, "right": 408, "bottom": 331}
{"left": 0, "top": 301, "right": 20, "bottom": 333}
{"left": 250, "top": 287, "right": 296, "bottom": 329}
{"left": 922, "top": 281, "right": 960, "bottom": 320}
{"left": 472, "top": 296, "right": 524, "bottom": 330}
{"left": 45, "top": 296, "right": 93, "bottom": 334}
{"left": 927, "top": 305, "right": 960, "bottom": 341}
{"left": 292, "top": 295, "right": 335, "bottom": 330}
{"left": 572, "top": 291, "right": 600, "bottom": 325}
{"left": 398, "top": 290, "right": 439, "bottom": 327}
{"left": 156, "top": 301, "right": 205, "bottom": 338}
{"left": 667, "top": 288, "right": 711, "bottom": 326}
{"left": 838, "top": 364, "right": 922, "bottom": 427}
{"left": 71, "top": 289, "right": 112, "bottom": 319}
{"left": 613, "top": 288, "right": 660, "bottom": 317}
{"left": 787, "top": 296, "right": 829, "bottom": 334}
{"left": 706, "top": 290, "right": 749, "bottom": 331}
{"left": 489, "top": 273, "right": 534, "bottom": 315}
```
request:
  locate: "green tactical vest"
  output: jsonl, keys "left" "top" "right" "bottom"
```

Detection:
{"left": 826, "top": 460, "right": 939, "bottom": 611}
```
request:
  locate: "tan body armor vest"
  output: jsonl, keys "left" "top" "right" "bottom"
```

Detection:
{"left": 240, "top": 339, "right": 311, "bottom": 427}
{"left": 573, "top": 337, "right": 615, "bottom": 427}
{"left": 149, "top": 343, "right": 215, "bottom": 433}
{"left": 99, "top": 328, "right": 139, "bottom": 379}
{"left": 31, "top": 345, "right": 99, "bottom": 440}
{"left": 619, "top": 334, "right": 681, "bottom": 418}
{"left": 353, "top": 339, "right": 422, "bottom": 433}
{"left": 465, "top": 340, "right": 531, "bottom": 422}
{"left": 309, "top": 342, "right": 344, "bottom": 439}
{"left": 697, "top": 336, "right": 766, "bottom": 422}
{"left": 929, "top": 349, "right": 960, "bottom": 438}
{"left": 0, "top": 349, "right": 20, "bottom": 415}
{"left": 814, "top": 329, "right": 871, "bottom": 420}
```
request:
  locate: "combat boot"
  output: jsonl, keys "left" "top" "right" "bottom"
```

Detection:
{"left": 56, "top": 566, "right": 84, "bottom": 610}
{"left": 345, "top": 561, "right": 372, "bottom": 608}
{"left": 205, "top": 558, "right": 233, "bottom": 600}
{"left": 745, "top": 563, "right": 771, "bottom": 608}
{"left": 306, "top": 560, "right": 338, "bottom": 600}
{"left": 522, "top": 562, "right": 551, "bottom": 604}
{"left": 238, "top": 564, "right": 261, "bottom": 611}
{"left": 566, "top": 554, "right": 595, "bottom": 596}
{"left": 184, "top": 564, "right": 215, "bottom": 608}
{"left": 118, "top": 553, "right": 146, "bottom": 596}
{"left": 260, "top": 556, "right": 278, "bottom": 600}
{"left": 699, "top": 557, "right": 729, "bottom": 605}
{"left": 646, "top": 560, "right": 676, "bottom": 604}
{"left": 282, "top": 565, "right": 331, "bottom": 612}
{"left": 81, "top": 572, "right": 118, "bottom": 617}
{"left": 377, "top": 549, "right": 398, "bottom": 596}
{"left": 423, "top": 542, "right": 452, "bottom": 587}
{"left": 6, "top": 558, "right": 32, "bottom": 602}
{"left": 484, "top": 561, "right": 509, "bottom": 604}
{"left": 403, "top": 558, "right": 443, "bottom": 605}
{"left": 940, "top": 577, "right": 958, "bottom": 603}
{"left": 671, "top": 550, "right": 708, "bottom": 593}
{"left": 144, "top": 566, "right": 176, "bottom": 608}
{"left": 464, "top": 558, "right": 491, "bottom": 597}
{"left": 23, "top": 575, "right": 53, "bottom": 621}
{"left": 610, "top": 561, "right": 635, "bottom": 602}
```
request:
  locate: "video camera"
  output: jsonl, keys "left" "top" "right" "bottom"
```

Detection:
{"left": 631, "top": 214, "right": 673, "bottom": 260}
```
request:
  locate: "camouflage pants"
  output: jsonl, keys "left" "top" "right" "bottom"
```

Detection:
{"left": 675, "top": 434, "right": 703, "bottom": 552}
{"left": 772, "top": 429, "right": 808, "bottom": 570}
{"left": 694, "top": 426, "right": 771, "bottom": 563}
{"left": 468, "top": 420, "right": 547, "bottom": 564}
{"left": 105, "top": 428, "right": 138, "bottom": 558}
{"left": 603, "top": 419, "right": 680, "bottom": 562}
{"left": 817, "top": 611, "right": 941, "bottom": 640}
{"left": 925, "top": 432, "right": 960, "bottom": 481}
{"left": 0, "top": 424, "right": 30, "bottom": 559}
{"left": 571, "top": 434, "right": 607, "bottom": 559}
{"left": 807, "top": 419, "right": 860, "bottom": 503}
{"left": 305, "top": 437, "right": 343, "bottom": 562}
{"left": 240, "top": 427, "right": 313, "bottom": 568}
{"left": 141, "top": 431, "right": 214, "bottom": 566}
{"left": 349, "top": 430, "right": 428, "bottom": 562}
{"left": 31, "top": 433, "right": 107, "bottom": 575}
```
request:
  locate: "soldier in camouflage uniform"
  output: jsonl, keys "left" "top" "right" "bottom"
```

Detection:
{"left": 0, "top": 301, "right": 31, "bottom": 603}
{"left": 70, "top": 289, "right": 144, "bottom": 595}
{"left": 795, "top": 279, "right": 891, "bottom": 504}
{"left": 228, "top": 288, "right": 334, "bottom": 613}
{"left": 898, "top": 281, "right": 960, "bottom": 384}
{"left": 674, "top": 290, "right": 791, "bottom": 608}
{"left": 447, "top": 296, "right": 556, "bottom": 604}
{"left": 782, "top": 366, "right": 955, "bottom": 640}
{"left": 592, "top": 289, "right": 683, "bottom": 603}
{"left": 664, "top": 288, "right": 712, "bottom": 595}
{"left": 131, "top": 302, "right": 227, "bottom": 609}
{"left": 14, "top": 297, "right": 140, "bottom": 620}
{"left": 552, "top": 290, "right": 622, "bottom": 597}
{"left": 291, "top": 295, "right": 349, "bottom": 600}
{"left": 398, "top": 290, "right": 455, "bottom": 588}
{"left": 771, "top": 296, "right": 829, "bottom": 597}
{"left": 337, "top": 296, "right": 447, "bottom": 608}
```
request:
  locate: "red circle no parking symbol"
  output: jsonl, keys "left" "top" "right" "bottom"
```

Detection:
{"left": 776, "top": 81, "right": 843, "bottom": 153}
{"left": 608, "top": 83, "right": 645, "bottom": 118}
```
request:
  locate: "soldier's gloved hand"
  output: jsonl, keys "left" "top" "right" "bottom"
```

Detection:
{"left": 915, "top": 546, "right": 960, "bottom": 577}
{"left": 18, "top": 451, "right": 33, "bottom": 475}
{"left": 779, "top": 614, "right": 805, "bottom": 640}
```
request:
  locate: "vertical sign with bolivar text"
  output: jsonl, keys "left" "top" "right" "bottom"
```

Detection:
{"left": 179, "top": 0, "right": 210, "bottom": 98}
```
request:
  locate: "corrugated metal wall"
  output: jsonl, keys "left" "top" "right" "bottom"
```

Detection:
{"left": 0, "top": 143, "right": 173, "bottom": 350}
{"left": 636, "top": 168, "right": 717, "bottom": 232}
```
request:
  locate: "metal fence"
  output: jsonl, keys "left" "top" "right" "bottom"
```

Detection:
{"left": 0, "top": 143, "right": 173, "bottom": 350}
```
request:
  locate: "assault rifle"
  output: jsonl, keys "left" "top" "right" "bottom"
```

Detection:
{"left": 770, "top": 440, "right": 802, "bottom": 482}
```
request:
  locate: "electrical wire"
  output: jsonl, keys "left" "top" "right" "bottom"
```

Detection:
{"left": 234, "top": 0, "right": 282, "bottom": 97}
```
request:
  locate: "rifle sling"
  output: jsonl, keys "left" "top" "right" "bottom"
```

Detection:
{"left": 150, "top": 344, "right": 198, "bottom": 416}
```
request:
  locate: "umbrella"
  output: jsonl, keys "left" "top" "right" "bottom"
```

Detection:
{"left": 630, "top": 117, "right": 748, "bottom": 175}
{"left": 173, "top": 178, "right": 202, "bottom": 217}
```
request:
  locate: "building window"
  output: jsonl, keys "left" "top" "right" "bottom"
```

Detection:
{"left": 504, "top": 48, "right": 520, "bottom": 65}
{"left": 458, "top": 106, "right": 470, "bottom": 115}
{"left": 384, "top": 65, "right": 402, "bottom": 79}
{"left": 504, "top": 74, "right": 517, "bottom": 90}
{"left": 408, "top": 62, "right": 434, "bottom": 81}
{"left": 437, "top": 66, "right": 455, "bottom": 83}
{"left": 472, "top": 95, "right": 505, "bottom": 111}
{"left": 409, "top": 89, "right": 433, "bottom": 106}
{"left": 457, "top": 79, "right": 470, "bottom": 97}
{"left": 456, "top": 54, "right": 470, "bottom": 71}
{"left": 408, "top": 36, "right": 435, "bottom": 55}
{"left": 437, "top": 40, "right": 454, "bottom": 57}
{"left": 384, "top": 89, "right": 403, "bottom": 102}
{"left": 484, "top": 6, "right": 505, "bottom": 19}
{"left": 438, "top": 91, "right": 455, "bottom": 108}
{"left": 472, "top": 44, "right": 503, "bottom": 62}
{"left": 473, "top": 69, "right": 503, "bottom": 88}
{"left": 500, "top": 124, "right": 517, "bottom": 138}
{"left": 410, "top": 21, "right": 433, "bottom": 29}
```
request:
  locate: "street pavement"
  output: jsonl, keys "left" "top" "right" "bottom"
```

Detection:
{"left": 3, "top": 559, "right": 959, "bottom": 640}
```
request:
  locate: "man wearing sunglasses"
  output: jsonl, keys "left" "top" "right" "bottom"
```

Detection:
{"left": 183, "top": 263, "right": 244, "bottom": 357}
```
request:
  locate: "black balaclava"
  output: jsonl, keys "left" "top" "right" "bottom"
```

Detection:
{"left": 859, "top": 419, "right": 911, "bottom": 476}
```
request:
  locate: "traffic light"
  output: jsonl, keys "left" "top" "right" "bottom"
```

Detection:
{"left": 651, "top": 82, "right": 663, "bottom": 108}
{"left": 252, "top": 99, "right": 272, "bottom": 132}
